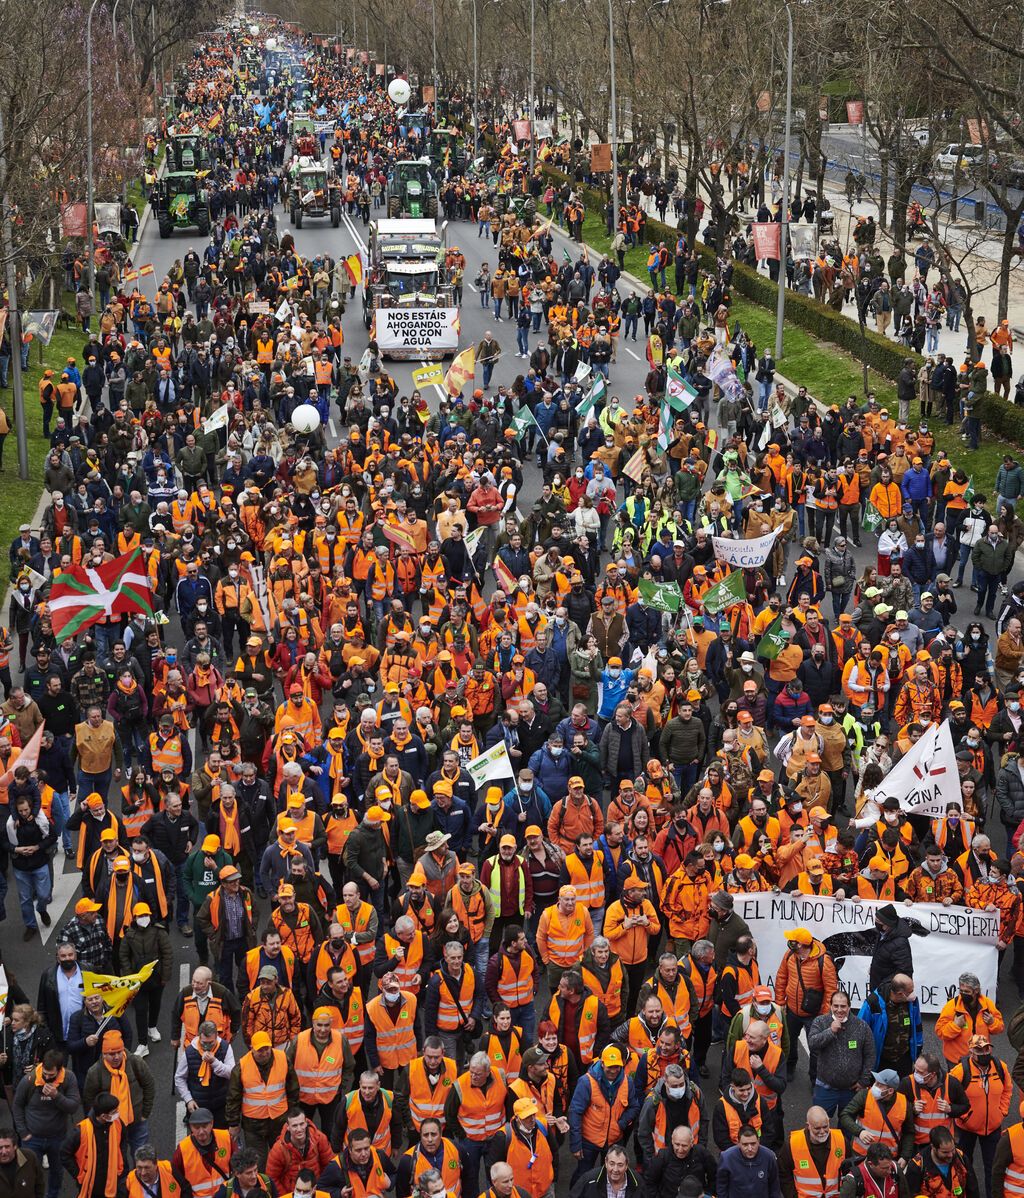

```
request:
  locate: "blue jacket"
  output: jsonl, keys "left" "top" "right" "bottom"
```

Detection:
{"left": 528, "top": 745, "right": 572, "bottom": 802}
{"left": 500, "top": 781, "right": 552, "bottom": 831}
{"left": 568, "top": 1062, "right": 641, "bottom": 1154}
{"left": 599, "top": 667, "right": 635, "bottom": 719}
{"left": 717, "top": 1144, "right": 782, "bottom": 1198}
{"left": 432, "top": 796, "right": 473, "bottom": 857}
{"left": 901, "top": 466, "right": 933, "bottom": 501}
{"left": 857, "top": 984, "right": 923, "bottom": 1068}
{"left": 556, "top": 715, "right": 599, "bottom": 745}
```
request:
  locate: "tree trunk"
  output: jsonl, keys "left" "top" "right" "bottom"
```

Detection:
{"left": 878, "top": 151, "right": 889, "bottom": 231}
{"left": 997, "top": 198, "right": 1024, "bottom": 321}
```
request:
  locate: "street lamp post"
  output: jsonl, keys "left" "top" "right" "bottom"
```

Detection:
{"left": 528, "top": 0, "right": 535, "bottom": 173}
{"left": 85, "top": 0, "right": 103, "bottom": 306}
{"left": 608, "top": 0, "right": 619, "bottom": 223}
{"left": 112, "top": 0, "right": 122, "bottom": 89}
{"left": 774, "top": 0, "right": 793, "bottom": 360}
{"left": 472, "top": 0, "right": 479, "bottom": 160}
{"left": 431, "top": 0, "right": 439, "bottom": 105}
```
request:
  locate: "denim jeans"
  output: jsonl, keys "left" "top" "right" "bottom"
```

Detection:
{"left": 15, "top": 865, "right": 52, "bottom": 927}
{"left": 50, "top": 789, "right": 72, "bottom": 852}
{"left": 813, "top": 1082, "right": 854, "bottom": 1119}
{"left": 516, "top": 327, "right": 529, "bottom": 355}
{"left": 23, "top": 1137, "right": 63, "bottom": 1198}
{"left": 482, "top": 361, "right": 495, "bottom": 388}
{"left": 174, "top": 861, "right": 190, "bottom": 926}
{"left": 508, "top": 1002, "right": 536, "bottom": 1046}
{"left": 77, "top": 768, "right": 112, "bottom": 802}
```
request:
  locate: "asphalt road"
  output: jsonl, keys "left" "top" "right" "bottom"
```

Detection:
{"left": 8, "top": 149, "right": 1017, "bottom": 1167}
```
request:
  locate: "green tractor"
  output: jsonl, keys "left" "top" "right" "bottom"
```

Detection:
{"left": 289, "top": 165, "right": 342, "bottom": 229}
{"left": 499, "top": 193, "right": 537, "bottom": 221}
{"left": 386, "top": 160, "right": 439, "bottom": 220}
{"left": 167, "top": 133, "right": 211, "bottom": 173}
{"left": 430, "top": 128, "right": 468, "bottom": 176}
{"left": 154, "top": 172, "right": 211, "bottom": 238}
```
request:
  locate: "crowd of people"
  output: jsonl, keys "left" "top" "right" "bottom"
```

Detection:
{"left": 6, "top": 18, "right": 1024, "bottom": 1198}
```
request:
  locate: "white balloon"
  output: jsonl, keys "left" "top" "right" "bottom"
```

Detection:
{"left": 291, "top": 404, "right": 322, "bottom": 434}
{"left": 265, "top": 37, "right": 277, "bottom": 50}
{"left": 249, "top": 23, "right": 259, "bottom": 35}
{"left": 388, "top": 77, "right": 411, "bottom": 107}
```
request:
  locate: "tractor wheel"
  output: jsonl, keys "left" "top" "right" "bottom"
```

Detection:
{"left": 363, "top": 306, "right": 372, "bottom": 330}
{"left": 158, "top": 218, "right": 172, "bottom": 239}
{"left": 295, "top": 208, "right": 303, "bottom": 229}
{"left": 387, "top": 196, "right": 400, "bottom": 218}
{"left": 426, "top": 196, "right": 438, "bottom": 219}
{"left": 195, "top": 210, "right": 210, "bottom": 237}
{"left": 330, "top": 206, "right": 341, "bottom": 228}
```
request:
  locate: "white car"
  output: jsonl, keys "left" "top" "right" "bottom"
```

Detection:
{"left": 935, "top": 143, "right": 988, "bottom": 172}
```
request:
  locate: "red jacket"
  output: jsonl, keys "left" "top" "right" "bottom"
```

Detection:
{"left": 265, "top": 1120, "right": 333, "bottom": 1193}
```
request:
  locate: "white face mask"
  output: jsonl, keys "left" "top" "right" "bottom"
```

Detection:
{"left": 136, "top": 916, "right": 151, "bottom": 929}
{"left": 383, "top": 988, "right": 401, "bottom": 1002}
{"left": 131, "top": 851, "right": 146, "bottom": 863}
{"left": 665, "top": 1085, "right": 686, "bottom": 1099}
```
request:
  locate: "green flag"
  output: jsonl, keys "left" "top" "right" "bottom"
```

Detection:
{"left": 657, "top": 401, "right": 674, "bottom": 452}
{"left": 638, "top": 578, "right": 682, "bottom": 613}
{"left": 862, "top": 502, "right": 883, "bottom": 534}
{"left": 756, "top": 614, "right": 790, "bottom": 660}
{"left": 577, "top": 375, "right": 606, "bottom": 423}
{"left": 964, "top": 476, "right": 975, "bottom": 505}
{"left": 701, "top": 569, "right": 747, "bottom": 615}
{"left": 562, "top": 248, "right": 573, "bottom": 264}
{"left": 666, "top": 367, "right": 698, "bottom": 412}
{"left": 509, "top": 406, "right": 538, "bottom": 439}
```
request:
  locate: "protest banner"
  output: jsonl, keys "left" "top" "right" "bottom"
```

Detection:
{"left": 872, "top": 719, "right": 960, "bottom": 818}
{"left": 590, "top": 143, "right": 612, "bottom": 172}
{"left": 732, "top": 893, "right": 998, "bottom": 1013}
{"left": 712, "top": 529, "right": 780, "bottom": 568}
{"left": 375, "top": 307, "right": 459, "bottom": 353}
{"left": 466, "top": 743, "right": 514, "bottom": 789}
{"left": 846, "top": 100, "right": 864, "bottom": 125}
{"left": 751, "top": 222, "right": 780, "bottom": 260}
{"left": 789, "top": 223, "right": 818, "bottom": 261}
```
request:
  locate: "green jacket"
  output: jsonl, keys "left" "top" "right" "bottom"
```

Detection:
{"left": 971, "top": 536, "right": 1015, "bottom": 575}
{"left": 183, "top": 846, "right": 234, "bottom": 907}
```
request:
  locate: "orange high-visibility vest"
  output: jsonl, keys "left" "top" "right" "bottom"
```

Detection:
{"left": 407, "top": 1056, "right": 457, "bottom": 1129}
{"left": 238, "top": 1050, "right": 289, "bottom": 1119}
{"left": 292, "top": 1029, "right": 346, "bottom": 1106}
{"left": 366, "top": 993, "right": 418, "bottom": 1067}
{"left": 789, "top": 1128, "right": 845, "bottom": 1198}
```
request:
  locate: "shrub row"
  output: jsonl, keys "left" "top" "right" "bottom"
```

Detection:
{"left": 538, "top": 162, "right": 1023, "bottom": 448}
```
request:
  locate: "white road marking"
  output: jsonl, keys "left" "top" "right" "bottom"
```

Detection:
{"left": 624, "top": 347, "right": 641, "bottom": 360}
{"left": 466, "top": 283, "right": 478, "bottom": 293}
{"left": 40, "top": 864, "right": 81, "bottom": 944}
{"left": 329, "top": 418, "right": 338, "bottom": 439}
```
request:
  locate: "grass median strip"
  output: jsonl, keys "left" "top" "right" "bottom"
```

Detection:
{"left": 559, "top": 206, "right": 1003, "bottom": 478}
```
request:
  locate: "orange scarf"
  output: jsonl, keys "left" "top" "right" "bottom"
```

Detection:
{"left": 105, "top": 1062, "right": 135, "bottom": 1124}
{"left": 75, "top": 1118, "right": 123, "bottom": 1198}
{"left": 191, "top": 1036, "right": 212, "bottom": 1085}
{"left": 219, "top": 804, "right": 242, "bottom": 855}
{"left": 34, "top": 1064, "right": 65, "bottom": 1088}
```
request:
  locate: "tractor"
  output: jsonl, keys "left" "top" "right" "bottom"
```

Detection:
{"left": 386, "top": 159, "right": 439, "bottom": 220}
{"left": 153, "top": 172, "right": 211, "bottom": 238}
{"left": 289, "top": 165, "right": 341, "bottom": 228}
{"left": 429, "top": 128, "right": 468, "bottom": 176}
{"left": 166, "top": 133, "right": 211, "bottom": 173}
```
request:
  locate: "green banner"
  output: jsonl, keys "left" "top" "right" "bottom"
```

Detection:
{"left": 638, "top": 579, "right": 682, "bottom": 613}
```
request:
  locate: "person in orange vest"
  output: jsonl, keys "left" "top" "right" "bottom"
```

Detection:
{"left": 335, "top": 1071, "right": 395, "bottom": 1159}
{"left": 728, "top": 1020, "right": 787, "bottom": 1148}
{"left": 949, "top": 1033, "right": 1013, "bottom": 1193}
{"left": 170, "top": 1107, "right": 232, "bottom": 1198}
{"left": 285, "top": 1006, "right": 354, "bottom": 1130}
{"left": 392, "top": 1116, "right": 461, "bottom": 1196}
{"left": 776, "top": 1108, "right": 847, "bottom": 1198}
{"left": 566, "top": 1045, "right": 640, "bottom": 1182}
{"left": 316, "top": 1128, "right": 392, "bottom": 1198}
{"left": 498, "top": 1093, "right": 565, "bottom": 1198}
{"left": 364, "top": 971, "right": 418, "bottom": 1134}
{"left": 225, "top": 1032, "right": 299, "bottom": 1167}
{"left": 61, "top": 1092, "right": 128, "bottom": 1198}
{"left": 443, "top": 1051, "right": 508, "bottom": 1194}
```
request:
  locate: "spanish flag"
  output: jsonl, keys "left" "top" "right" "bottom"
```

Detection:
{"left": 444, "top": 347, "right": 475, "bottom": 397}
{"left": 493, "top": 555, "right": 518, "bottom": 594}
{"left": 343, "top": 254, "right": 363, "bottom": 286}
{"left": 382, "top": 522, "right": 418, "bottom": 553}
{"left": 207, "top": 112, "right": 222, "bottom": 131}
{"left": 138, "top": 264, "right": 154, "bottom": 277}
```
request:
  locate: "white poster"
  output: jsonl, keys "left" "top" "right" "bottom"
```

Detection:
{"left": 466, "top": 742, "right": 514, "bottom": 789}
{"left": 712, "top": 529, "right": 780, "bottom": 568}
{"left": 789, "top": 223, "right": 818, "bottom": 260}
{"left": 872, "top": 720, "right": 960, "bottom": 819}
{"left": 733, "top": 893, "right": 999, "bottom": 1013}
{"left": 375, "top": 307, "right": 460, "bottom": 352}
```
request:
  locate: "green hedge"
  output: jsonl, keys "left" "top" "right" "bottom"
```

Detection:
{"left": 540, "top": 161, "right": 1024, "bottom": 448}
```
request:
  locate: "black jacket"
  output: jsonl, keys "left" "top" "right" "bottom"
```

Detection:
{"left": 570, "top": 1163, "right": 642, "bottom": 1198}
{"left": 644, "top": 1144, "right": 717, "bottom": 1198}
{"left": 869, "top": 917, "right": 916, "bottom": 991}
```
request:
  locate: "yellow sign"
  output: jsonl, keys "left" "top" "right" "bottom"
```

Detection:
{"left": 411, "top": 364, "right": 445, "bottom": 390}
{"left": 82, "top": 960, "right": 158, "bottom": 1016}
